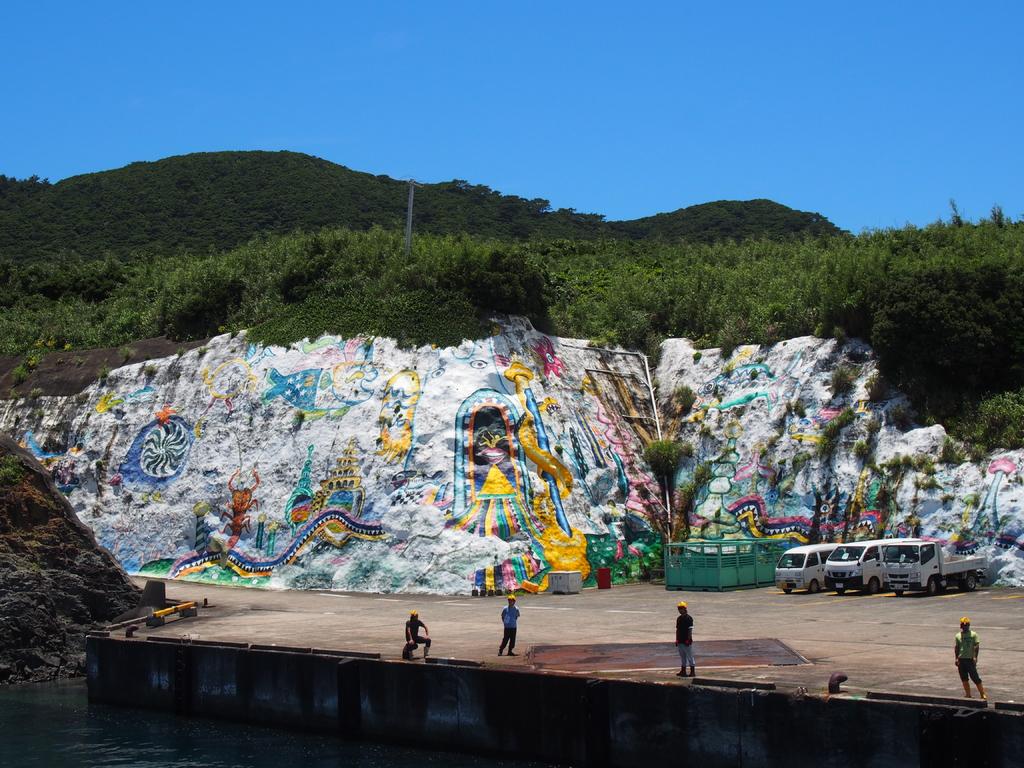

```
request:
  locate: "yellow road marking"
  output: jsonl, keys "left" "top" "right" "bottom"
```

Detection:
{"left": 937, "top": 591, "right": 972, "bottom": 599}
{"left": 821, "top": 595, "right": 871, "bottom": 603}
{"left": 990, "top": 595, "right": 1024, "bottom": 600}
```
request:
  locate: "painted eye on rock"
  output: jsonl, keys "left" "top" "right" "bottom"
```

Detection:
{"left": 140, "top": 422, "right": 190, "bottom": 478}
{"left": 546, "top": 354, "right": 555, "bottom": 363}
{"left": 430, "top": 367, "right": 446, "bottom": 378}
{"left": 118, "top": 415, "right": 193, "bottom": 487}
{"left": 470, "top": 359, "right": 488, "bottom": 369}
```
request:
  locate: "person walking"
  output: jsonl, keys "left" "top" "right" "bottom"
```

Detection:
{"left": 403, "top": 609, "right": 431, "bottom": 660}
{"left": 499, "top": 595, "right": 520, "bottom": 656}
{"left": 955, "top": 616, "right": 985, "bottom": 699}
{"left": 675, "top": 601, "right": 695, "bottom": 677}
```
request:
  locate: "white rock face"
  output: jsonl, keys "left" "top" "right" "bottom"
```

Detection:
{"left": 0, "top": 319, "right": 663, "bottom": 593}
{"left": 655, "top": 337, "right": 1024, "bottom": 584}
{"left": 2, "top": 323, "right": 1021, "bottom": 591}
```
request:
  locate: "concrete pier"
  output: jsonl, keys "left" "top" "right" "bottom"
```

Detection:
{"left": 86, "top": 580, "right": 1024, "bottom": 767}
{"left": 87, "top": 633, "right": 1024, "bottom": 767}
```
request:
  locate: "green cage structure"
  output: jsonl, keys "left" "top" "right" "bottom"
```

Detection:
{"left": 665, "top": 539, "right": 793, "bottom": 591}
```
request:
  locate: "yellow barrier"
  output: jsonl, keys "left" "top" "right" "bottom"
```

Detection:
{"left": 152, "top": 601, "right": 197, "bottom": 619}
{"left": 146, "top": 601, "right": 199, "bottom": 627}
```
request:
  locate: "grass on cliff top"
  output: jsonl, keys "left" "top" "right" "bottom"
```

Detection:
{"left": 1, "top": 218, "right": 1023, "bottom": 448}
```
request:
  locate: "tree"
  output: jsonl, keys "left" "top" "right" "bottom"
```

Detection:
{"left": 643, "top": 439, "right": 685, "bottom": 536}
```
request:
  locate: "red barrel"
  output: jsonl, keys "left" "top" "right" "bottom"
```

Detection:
{"left": 596, "top": 567, "right": 612, "bottom": 589}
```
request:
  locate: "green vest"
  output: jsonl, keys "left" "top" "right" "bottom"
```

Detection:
{"left": 955, "top": 630, "right": 979, "bottom": 659}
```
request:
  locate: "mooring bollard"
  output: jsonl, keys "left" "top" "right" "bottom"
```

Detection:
{"left": 828, "top": 672, "right": 848, "bottom": 694}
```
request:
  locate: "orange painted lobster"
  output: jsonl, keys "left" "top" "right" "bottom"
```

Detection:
{"left": 223, "top": 468, "right": 260, "bottom": 546}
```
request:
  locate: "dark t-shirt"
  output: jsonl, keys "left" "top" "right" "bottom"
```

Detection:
{"left": 676, "top": 613, "right": 693, "bottom": 643}
{"left": 406, "top": 618, "right": 426, "bottom": 640}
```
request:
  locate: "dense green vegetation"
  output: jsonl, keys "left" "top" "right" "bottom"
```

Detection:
{"left": 614, "top": 199, "right": 838, "bottom": 242}
{"left": 0, "top": 151, "right": 840, "bottom": 261}
{"left": 0, "top": 228, "right": 549, "bottom": 354}
{"left": 0, "top": 454, "right": 27, "bottom": 487}
{"left": 3, "top": 217, "right": 1023, "bottom": 452}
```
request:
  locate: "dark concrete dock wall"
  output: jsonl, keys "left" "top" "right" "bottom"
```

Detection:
{"left": 188, "top": 643, "right": 342, "bottom": 731}
{"left": 85, "top": 635, "right": 179, "bottom": 711}
{"left": 86, "top": 636, "right": 1023, "bottom": 768}
{"left": 357, "top": 661, "right": 602, "bottom": 765}
{"left": 602, "top": 679, "right": 920, "bottom": 767}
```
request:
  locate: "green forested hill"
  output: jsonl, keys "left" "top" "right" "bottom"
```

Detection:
{"left": 610, "top": 199, "right": 839, "bottom": 243}
{"left": 0, "top": 151, "right": 841, "bottom": 260}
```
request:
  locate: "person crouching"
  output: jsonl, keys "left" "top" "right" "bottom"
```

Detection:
{"left": 403, "top": 609, "right": 431, "bottom": 660}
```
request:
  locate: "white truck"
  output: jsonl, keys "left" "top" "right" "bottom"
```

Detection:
{"left": 882, "top": 539, "right": 987, "bottom": 596}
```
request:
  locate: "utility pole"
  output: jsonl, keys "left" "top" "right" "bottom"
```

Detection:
{"left": 404, "top": 180, "right": 420, "bottom": 257}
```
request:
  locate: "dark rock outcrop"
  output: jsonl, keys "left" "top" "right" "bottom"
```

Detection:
{"left": 0, "top": 434, "right": 138, "bottom": 683}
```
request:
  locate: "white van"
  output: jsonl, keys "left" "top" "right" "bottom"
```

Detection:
{"left": 824, "top": 539, "right": 892, "bottom": 594}
{"left": 775, "top": 543, "right": 838, "bottom": 594}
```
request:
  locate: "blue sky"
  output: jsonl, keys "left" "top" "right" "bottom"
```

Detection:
{"left": 2, "top": 2, "right": 1021, "bottom": 231}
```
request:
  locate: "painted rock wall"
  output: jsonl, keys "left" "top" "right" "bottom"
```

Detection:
{"left": 2, "top": 324, "right": 1022, "bottom": 592}
{"left": 655, "top": 337, "right": 1024, "bottom": 584}
{"left": 0, "top": 319, "right": 663, "bottom": 594}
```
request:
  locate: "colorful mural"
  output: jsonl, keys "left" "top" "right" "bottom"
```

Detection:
{"left": 20, "top": 429, "right": 85, "bottom": 495}
{"left": 148, "top": 439, "right": 387, "bottom": 584}
{"left": 0, "top": 319, "right": 663, "bottom": 593}
{"left": 376, "top": 370, "right": 421, "bottom": 465}
{"left": 3, "top": 325, "right": 1021, "bottom": 592}
{"left": 658, "top": 336, "right": 1024, "bottom": 584}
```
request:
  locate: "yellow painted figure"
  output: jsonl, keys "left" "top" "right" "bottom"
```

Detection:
{"left": 520, "top": 488, "right": 591, "bottom": 593}
{"left": 376, "top": 370, "right": 421, "bottom": 464}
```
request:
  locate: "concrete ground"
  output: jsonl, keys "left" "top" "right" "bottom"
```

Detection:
{"left": 132, "top": 578, "right": 1024, "bottom": 703}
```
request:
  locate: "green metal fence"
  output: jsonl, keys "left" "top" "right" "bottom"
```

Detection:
{"left": 664, "top": 539, "right": 793, "bottom": 591}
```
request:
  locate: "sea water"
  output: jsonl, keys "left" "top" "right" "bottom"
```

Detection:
{"left": 0, "top": 680, "right": 549, "bottom": 768}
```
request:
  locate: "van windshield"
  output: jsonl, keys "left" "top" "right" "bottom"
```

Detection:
{"left": 884, "top": 545, "right": 920, "bottom": 563}
{"left": 828, "top": 546, "right": 864, "bottom": 562}
{"left": 777, "top": 553, "right": 806, "bottom": 569}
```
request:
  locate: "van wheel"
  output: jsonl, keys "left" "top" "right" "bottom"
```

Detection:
{"left": 808, "top": 579, "right": 820, "bottom": 594}
{"left": 895, "top": 590, "right": 904, "bottom": 597}
{"left": 835, "top": 588, "right": 846, "bottom": 595}
{"left": 867, "top": 577, "right": 880, "bottom": 595}
{"left": 962, "top": 573, "right": 977, "bottom": 592}
{"left": 926, "top": 577, "right": 939, "bottom": 596}
{"left": 783, "top": 588, "right": 793, "bottom": 594}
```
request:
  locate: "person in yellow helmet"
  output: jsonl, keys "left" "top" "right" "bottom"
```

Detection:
{"left": 498, "top": 594, "right": 520, "bottom": 656}
{"left": 403, "top": 609, "right": 431, "bottom": 660}
{"left": 675, "top": 601, "right": 695, "bottom": 677}
{"left": 955, "top": 616, "right": 985, "bottom": 699}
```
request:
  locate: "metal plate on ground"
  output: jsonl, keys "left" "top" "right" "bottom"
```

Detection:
{"left": 527, "top": 639, "right": 805, "bottom": 673}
